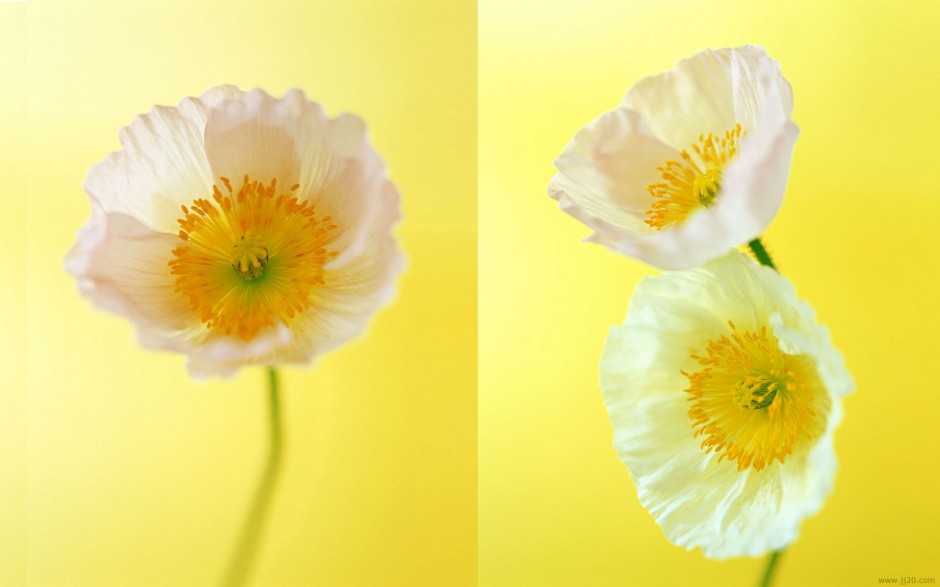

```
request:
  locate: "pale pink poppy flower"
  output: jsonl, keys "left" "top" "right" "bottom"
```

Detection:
{"left": 549, "top": 46, "right": 798, "bottom": 270}
{"left": 67, "top": 86, "right": 404, "bottom": 377}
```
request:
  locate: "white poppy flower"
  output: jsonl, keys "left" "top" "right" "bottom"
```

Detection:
{"left": 601, "top": 251, "right": 853, "bottom": 558}
{"left": 549, "top": 46, "right": 798, "bottom": 270}
{"left": 66, "top": 86, "right": 404, "bottom": 377}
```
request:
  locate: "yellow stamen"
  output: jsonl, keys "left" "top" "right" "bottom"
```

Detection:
{"left": 645, "top": 124, "right": 744, "bottom": 230}
{"left": 169, "top": 175, "right": 338, "bottom": 341}
{"left": 682, "top": 321, "right": 830, "bottom": 472}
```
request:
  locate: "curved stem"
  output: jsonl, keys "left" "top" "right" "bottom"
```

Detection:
{"left": 748, "top": 238, "right": 777, "bottom": 270}
{"left": 220, "top": 367, "right": 284, "bottom": 587}
{"left": 758, "top": 550, "right": 784, "bottom": 587}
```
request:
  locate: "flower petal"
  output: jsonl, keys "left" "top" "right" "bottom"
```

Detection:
{"left": 731, "top": 46, "right": 794, "bottom": 133}
{"left": 184, "top": 325, "right": 294, "bottom": 379}
{"left": 203, "top": 90, "right": 392, "bottom": 268}
{"left": 549, "top": 108, "right": 678, "bottom": 234}
{"left": 770, "top": 312, "right": 855, "bottom": 400}
{"left": 203, "top": 88, "right": 310, "bottom": 189}
{"left": 706, "top": 121, "right": 800, "bottom": 250}
{"left": 293, "top": 212, "right": 406, "bottom": 358}
{"left": 584, "top": 121, "right": 799, "bottom": 270}
{"left": 84, "top": 86, "right": 242, "bottom": 233}
{"left": 621, "top": 48, "right": 736, "bottom": 149}
{"left": 312, "top": 113, "right": 399, "bottom": 269}
{"left": 64, "top": 204, "right": 198, "bottom": 350}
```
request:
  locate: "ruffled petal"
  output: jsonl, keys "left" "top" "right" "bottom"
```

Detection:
{"left": 203, "top": 88, "right": 310, "bottom": 188}
{"left": 770, "top": 312, "right": 855, "bottom": 400}
{"left": 549, "top": 108, "right": 677, "bottom": 234}
{"left": 84, "top": 86, "right": 242, "bottom": 233}
{"left": 184, "top": 325, "right": 294, "bottom": 379}
{"left": 64, "top": 204, "right": 199, "bottom": 350}
{"left": 703, "top": 122, "right": 799, "bottom": 254}
{"left": 621, "top": 48, "right": 736, "bottom": 150}
{"left": 310, "top": 113, "right": 398, "bottom": 269}
{"left": 289, "top": 210, "right": 405, "bottom": 358}
{"left": 731, "top": 46, "right": 794, "bottom": 133}
{"left": 582, "top": 121, "right": 798, "bottom": 270}
{"left": 203, "top": 90, "right": 391, "bottom": 268}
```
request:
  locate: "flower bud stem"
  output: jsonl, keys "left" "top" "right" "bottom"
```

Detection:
{"left": 748, "top": 237, "right": 777, "bottom": 270}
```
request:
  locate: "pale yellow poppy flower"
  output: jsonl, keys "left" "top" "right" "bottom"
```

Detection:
{"left": 601, "top": 251, "right": 853, "bottom": 557}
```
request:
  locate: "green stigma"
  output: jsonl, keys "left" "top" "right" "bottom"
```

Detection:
{"left": 693, "top": 167, "right": 721, "bottom": 207}
{"left": 733, "top": 378, "right": 779, "bottom": 410}
{"left": 231, "top": 232, "right": 269, "bottom": 281}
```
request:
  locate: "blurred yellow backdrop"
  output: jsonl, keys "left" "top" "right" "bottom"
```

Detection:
{"left": 480, "top": 0, "right": 940, "bottom": 586}
{"left": 4, "top": 0, "right": 476, "bottom": 585}
{"left": 1, "top": 7, "right": 28, "bottom": 586}
{"left": 7, "top": 1, "right": 940, "bottom": 585}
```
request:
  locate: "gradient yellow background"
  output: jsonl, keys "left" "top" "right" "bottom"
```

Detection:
{"left": 7, "top": 1, "right": 940, "bottom": 585}
{"left": 480, "top": 0, "right": 940, "bottom": 585}
{"left": 3, "top": 1, "right": 476, "bottom": 585}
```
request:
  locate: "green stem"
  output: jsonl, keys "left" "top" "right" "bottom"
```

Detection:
{"left": 267, "top": 368, "right": 281, "bottom": 446}
{"left": 758, "top": 550, "right": 784, "bottom": 587}
{"left": 220, "top": 367, "right": 284, "bottom": 587}
{"left": 748, "top": 237, "right": 777, "bottom": 270}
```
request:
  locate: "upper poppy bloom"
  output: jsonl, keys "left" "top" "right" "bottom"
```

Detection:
{"left": 548, "top": 46, "right": 798, "bottom": 270}
{"left": 66, "top": 86, "right": 404, "bottom": 377}
{"left": 601, "top": 251, "right": 853, "bottom": 558}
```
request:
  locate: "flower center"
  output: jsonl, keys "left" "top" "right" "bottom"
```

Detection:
{"left": 169, "top": 175, "right": 338, "bottom": 341}
{"left": 733, "top": 376, "right": 777, "bottom": 410}
{"left": 682, "top": 321, "right": 830, "bottom": 471}
{"left": 231, "top": 231, "right": 269, "bottom": 281}
{"left": 692, "top": 167, "right": 721, "bottom": 208}
{"left": 645, "top": 124, "right": 743, "bottom": 230}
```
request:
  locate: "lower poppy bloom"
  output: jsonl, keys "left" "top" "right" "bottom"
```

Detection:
{"left": 66, "top": 86, "right": 404, "bottom": 377}
{"left": 601, "top": 251, "right": 853, "bottom": 557}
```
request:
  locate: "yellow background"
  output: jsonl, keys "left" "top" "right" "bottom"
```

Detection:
{"left": 6, "top": 1, "right": 940, "bottom": 586}
{"left": 2, "top": 1, "right": 476, "bottom": 585}
{"left": 480, "top": 0, "right": 940, "bottom": 586}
